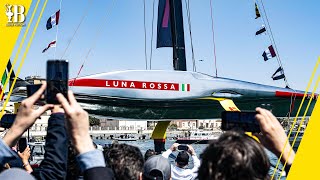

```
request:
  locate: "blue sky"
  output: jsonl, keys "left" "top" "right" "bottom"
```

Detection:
{"left": 12, "top": 0, "right": 320, "bottom": 91}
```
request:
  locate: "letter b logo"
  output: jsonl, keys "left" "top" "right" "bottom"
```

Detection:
{"left": 6, "top": 5, "right": 25, "bottom": 23}
{"left": 13, "top": 5, "right": 25, "bottom": 23}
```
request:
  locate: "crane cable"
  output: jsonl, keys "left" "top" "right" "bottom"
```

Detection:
{"left": 258, "top": 0, "right": 290, "bottom": 88}
{"left": 184, "top": 0, "right": 196, "bottom": 72}
{"left": 60, "top": 0, "right": 93, "bottom": 59}
{"left": 143, "top": 0, "right": 148, "bottom": 70}
{"left": 210, "top": 0, "right": 218, "bottom": 77}
{"left": 73, "top": 0, "right": 116, "bottom": 83}
{"left": 255, "top": 0, "right": 294, "bottom": 122}
{"left": 149, "top": 0, "right": 156, "bottom": 70}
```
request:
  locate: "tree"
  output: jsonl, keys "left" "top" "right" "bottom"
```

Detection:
{"left": 89, "top": 116, "right": 100, "bottom": 126}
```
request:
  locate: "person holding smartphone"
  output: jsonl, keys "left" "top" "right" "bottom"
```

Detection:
{"left": 197, "top": 108, "right": 295, "bottom": 180}
{"left": 18, "top": 146, "right": 33, "bottom": 173}
{"left": 162, "top": 143, "right": 200, "bottom": 180}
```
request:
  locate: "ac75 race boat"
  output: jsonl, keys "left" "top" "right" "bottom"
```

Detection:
{"left": 68, "top": 0, "right": 316, "bottom": 120}
{"left": 69, "top": 70, "right": 316, "bottom": 120}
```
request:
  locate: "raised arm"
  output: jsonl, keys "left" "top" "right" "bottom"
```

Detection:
{"left": 187, "top": 145, "right": 200, "bottom": 172}
{"left": 1, "top": 83, "right": 53, "bottom": 166}
{"left": 32, "top": 108, "right": 68, "bottom": 179}
{"left": 255, "top": 107, "right": 295, "bottom": 174}
{"left": 57, "top": 91, "right": 115, "bottom": 180}
{"left": 162, "top": 143, "right": 179, "bottom": 159}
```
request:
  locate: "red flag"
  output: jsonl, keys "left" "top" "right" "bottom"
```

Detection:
{"left": 42, "top": 40, "right": 56, "bottom": 53}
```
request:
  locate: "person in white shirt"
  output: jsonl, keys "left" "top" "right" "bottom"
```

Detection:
{"left": 162, "top": 143, "right": 200, "bottom": 180}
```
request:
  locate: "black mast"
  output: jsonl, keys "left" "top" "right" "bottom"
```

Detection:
{"left": 169, "top": 0, "right": 187, "bottom": 71}
{"left": 153, "top": 0, "right": 187, "bottom": 154}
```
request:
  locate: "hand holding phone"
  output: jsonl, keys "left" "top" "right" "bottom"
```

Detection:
{"left": 46, "top": 60, "right": 69, "bottom": 104}
{"left": 221, "top": 111, "right": 260, "bottom": 133}
{"left": 18, "top": 138, "right": 28, "bottom": 153}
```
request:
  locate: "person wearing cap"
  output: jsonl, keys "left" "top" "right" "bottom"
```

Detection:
{"left": 143, "top": 155, "right": 171, "bottom": 180}
{"left": 162, "top": 143, "right": 200, "bottom": 180}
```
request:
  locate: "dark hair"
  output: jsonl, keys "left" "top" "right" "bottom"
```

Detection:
{"left": 145, "top": 149, "right": 156, "bottom": 161}
{"left": 175, "top": 151, "right": 189, "bottom": 167}
{"left": 104, "top": 143, "right": 144, "bottom": 180}
{"left": 198, "top": 131, "right": 270, "bottom": 180}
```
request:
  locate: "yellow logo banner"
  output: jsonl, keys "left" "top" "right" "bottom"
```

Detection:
{"left": 0, "top": 0, "right": 32, "bottom": 78}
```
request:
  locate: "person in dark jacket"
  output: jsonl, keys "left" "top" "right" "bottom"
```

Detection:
{"left": 57, "top": 90, "right": 116, "bottom": 180}
{"left": 0, "top": 83, "right": 116, "bottom": 180}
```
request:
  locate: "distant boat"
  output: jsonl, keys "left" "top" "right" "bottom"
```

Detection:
{"left": 114, "top": 134, "right": 138, "bottom": 141}
{"left": 175, "top": 130, "right": 221, "bottom": 144}
{"left": 114, "top": 137, "right": 138, "bottom": 142}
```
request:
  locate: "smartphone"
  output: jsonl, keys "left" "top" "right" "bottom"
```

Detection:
{"left": 46, "top": 60, "right": 69, "bottom": 104}
{"left": 18, "top": 138, "right": 28, "bottom": 153}
{"left": 0, "top": 114, "right": 16, "bottom": 129}
{"left": 221, "top": 111, "right": 260, "bottom": 133}
{"left": 27, "top": 84, "right": 42, "bottom": 97}
{"left": 178, "top": 144, "right": 189, "bottom": 151}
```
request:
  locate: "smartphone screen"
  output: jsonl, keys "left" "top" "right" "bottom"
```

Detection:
{"left": 27, "top": 84, "right": 42, "bottom": 97}
{"left": 18, "top": 138, "right": 28, "bottom": 153}
{"left": 221, "top": 111, "right": 260, "bottom": 133}
{"left": 178, "top": 145, "right": 189, "bottom": 151}
{"left": 46, "top": 60, "right": 68, "bottom": 104}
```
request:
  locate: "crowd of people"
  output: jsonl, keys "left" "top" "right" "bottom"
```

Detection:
{"left": 0, "top": 82, "right": 296, "bottom": 179}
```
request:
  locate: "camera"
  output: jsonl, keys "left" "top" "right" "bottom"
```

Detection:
{"left": 178, "top": 144, "right": 189, "bottom": 151}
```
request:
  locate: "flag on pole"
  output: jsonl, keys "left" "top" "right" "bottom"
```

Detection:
{"left": 271, "top": 67, "right": 285, "bottom": 80}
{"left": 46, "top": 10, "right": 60, "bottom": 30}
{"left": 157, "top": 0, "right": 173, "bottom": 48}
{"left": 262, "top": 45, "right": 276, "bottom": 61}
{"left": 42, "top": 40, "right": 56, "bottom": 53}
{"left": 255, "top": 3, "right": 261, "bottom": 19}
{"left": 255, "top": 26, "right": 266, "bottom": 35}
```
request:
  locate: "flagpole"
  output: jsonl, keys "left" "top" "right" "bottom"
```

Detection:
{"left": 54, "top": 0, "right": 63, "bottom": 59}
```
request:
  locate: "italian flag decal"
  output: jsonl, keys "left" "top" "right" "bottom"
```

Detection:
{"left": 180, "top": 83, "right": 190, "bottom": 91}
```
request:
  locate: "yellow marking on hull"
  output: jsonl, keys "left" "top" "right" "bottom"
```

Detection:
{"left": 151, "top": 121, "right": 171, "bottom": 139}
